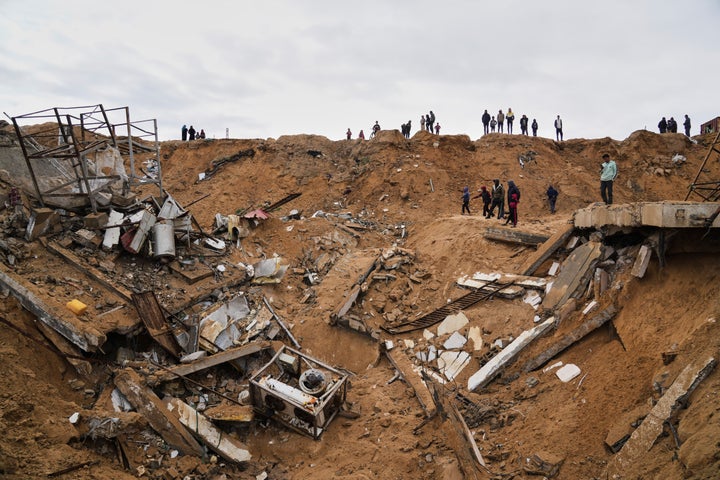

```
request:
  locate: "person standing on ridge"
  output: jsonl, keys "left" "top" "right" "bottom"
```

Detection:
{"left": 683, "top": 115, "right": 691, "bottom": 137}
{"left": 554, "top": 115, "right": 563, "bottom": 141}
{"left": 600, "top": 153, "right": 617, "bottom": 205}
{"left": 358, "top": 130, "right": 365, "bottom": 140}
{"left": 506, "top": 108, "right": 515, "bottom": 134}
{"left": 497, "top": 110, "right": 505, "bottom": 133}
{"left": 490, "top": 116, "right": 497, "bottom": 132}
{"left": 658, "top": 117, "right": 667, "bottom": 133}
{"left": 668, "top": 117, "right": 677, "bottom": 133}
{"left": 461, "top": 186, "right": 471, "bottom": 215}
{"left": 519, "top": 115, "right": 529, "bottom": 135}
{"left": 181, "top": 124, "right": 188, "bottom": 141}
{"left": 435, "top": 123, "right": 441, "bottom": 135}
{"left": 420, "top": 115, "right": 425, "bottom": 132}
{"left": 346, "top": 128, "right": 352, "bottom": 140}
{"left": 531, "top": 118, "right": 538, "bottom": 137}
{"left": 188, "top": 125, "right": 196, "bottom": 141}
{"left": 482, "top": 109, "right": 491, "bottom": 135}
{"left": 428, "top": 111, "right": 435, "bottom": 133}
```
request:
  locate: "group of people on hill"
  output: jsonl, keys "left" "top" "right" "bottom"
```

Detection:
{"left": 181, "top": 125, "right": 206, "bottom": 141}
{"left": 658, "top": 115, "right": 691, "bottom": 136}
{"left": 461, "top": 179, "right": 524, "bottom": 227}
{"left": 419, "top": 111, "right": 440, "bottom": 135}
{"left": 480, "top": 109, "right": 563, "bottom": 141}
{"left": 459, "top": 151, "right": 618, "bottom": 224}
{"left": 347, "top": 112, "right": 442, "bottom": 141}
{"left": 347, "top": 121, "right": 383, "bottom": 140}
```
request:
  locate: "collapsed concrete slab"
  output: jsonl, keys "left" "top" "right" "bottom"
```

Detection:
{"left": 165, "top": 397, "right": 252, "bottom": 463}
{"left": 574, "top": 201, "right": 720, "bottom": 229}
{"left": 114, "top": 369, "right": 204, "bottom": 457}
{"left": 520, "top": 223, "right": 575, "bottom": 276}
{"left": 523, "top": 305, "right": 617, "bottom": 372}
{"left": 468, "top": 317, "right": 555, "bottom": 391}
{"left": 542, "top": 241, "right": 603, "bottom": 312}
{"left": 606, "top": 356, "right": 717, "bottom": 477}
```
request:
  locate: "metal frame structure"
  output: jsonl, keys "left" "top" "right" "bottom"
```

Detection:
{"left": 685, "top": 129, "right": 720, "bottom": 202}
{"left": 10, "top": 104, "right": 161, "bottom": 212}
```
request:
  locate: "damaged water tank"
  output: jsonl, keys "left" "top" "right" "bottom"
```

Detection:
{"left": 152, "top": 220, "right": 176, "bottom": 258}
{"left": 299, "top": 369, "right": 327, "bottom": 395}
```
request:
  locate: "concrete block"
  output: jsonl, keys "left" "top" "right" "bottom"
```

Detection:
{"left": 437, "top": 312, "right": 469, "bottom": 336}
{"left": 556, "top": 363, "right": 581, "bottom": 382}
{"left": 631, "top": 245, "right": 652, "bottom": 278}
{"left": 25, "top": 207, "right": 60, "bottom": 241}
{"left": 84, "top": 212, "right": 109, "bottom": 229}
{"left": 443, "top": 331, "right": 467, "bottom": 350}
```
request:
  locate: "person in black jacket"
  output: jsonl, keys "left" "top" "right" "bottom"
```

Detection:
{"left": 658, "top": 117, "right": 667, "bottom": 133}
{"left": 474, "top": 185, "right": 492, "bottom": 218}
{"left": 547, "top": 185, "right": 559, "bottom": 214}
{"left": 482, "top": 110, "right": 491, "bottom": 135}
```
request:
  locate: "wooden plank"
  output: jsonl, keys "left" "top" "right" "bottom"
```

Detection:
{"left": 520, "top": 223, "right": 575, "bottom": 275}
{"left": 153, "top": 341, "right": 270, "bottom": 383}
{"left": 385, "top": 348, "right": 437, "bottom": 418}
{"left": 606, "top": 356, "right": 716, "bottom": 477}
{"left": 522, "top": 305, "right": 617, "bottom": 372}
{"left": 0, "top": 265, "right": 105, "bottom": 352}
{"left": 44, "top": 239, "right": 134, "bottom": 302}
{"left": 114, "top": 369, "right": 204, "bottom": 457}
{"left": 131, "top": 291, "right": 183, "bottom": 359}
{"left": 468, "top": 317, "right": 555, "bottom": 391}
{"left": 203, "top": 404, "right": 255, "bottom": 423}
{"left": 169, "top": 260, "right": 214, "bottom": 284}
{"left": 165, "top": 397, "right": 252, "bottom": 463}
{"left": 483, "top": 227, "right": 550, "bottom": 246}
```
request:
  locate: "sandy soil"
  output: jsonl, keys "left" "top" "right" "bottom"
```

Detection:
{"left": 0, "top": 125, "right": 719, "bottom": 479}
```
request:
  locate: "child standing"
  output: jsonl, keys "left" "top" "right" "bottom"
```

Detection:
{"left": 461, "top": 186, "right": 471, "bottom": 215}
{"left": 547, "top": 185, "right": 559, "bottom": 214}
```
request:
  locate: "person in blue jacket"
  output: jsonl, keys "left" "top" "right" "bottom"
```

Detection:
{"left": 461, "top": 186, "right": 471, "bottom": 215}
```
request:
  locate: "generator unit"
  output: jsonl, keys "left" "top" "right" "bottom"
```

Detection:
{"left": 249, "top": 345, "right": 349, "bottom": 439}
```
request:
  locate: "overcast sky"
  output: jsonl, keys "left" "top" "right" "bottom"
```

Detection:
{"left": 1, "top": 0, "right": 718, "bottom": 142}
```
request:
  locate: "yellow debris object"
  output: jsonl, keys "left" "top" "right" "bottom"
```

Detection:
{"left": 66, "top": 299, "right": 87, "bottom": 316}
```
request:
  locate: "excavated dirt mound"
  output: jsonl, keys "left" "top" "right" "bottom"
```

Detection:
{"left": 0, "top": 125, "right": 719, "bottom": 479}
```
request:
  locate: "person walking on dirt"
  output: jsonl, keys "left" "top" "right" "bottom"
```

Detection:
{"left": 497, "top": 110, "right": 505, "bottom": 133}
{"left": 371, "top": 121, "right": 381, "bottom": 138}
{"left": 461, "top": 186, "right": 471, "bottom": 215}
{"left": 546, "top": 184, "right": 559, "bottom": 214}
{"left": 181, "top": 124, "right": 188, "bottom": 141}
{"left": 482, "top": 110, "right": 491, "bottom": 135}
{"left": 600, "top": 153, "right": 617, "bottom": 205}
{"left": 474, "top": 185, "right": 492, "bottom": 217}
{"left": 489, "top": 179, "right": 505, "bottom": 219}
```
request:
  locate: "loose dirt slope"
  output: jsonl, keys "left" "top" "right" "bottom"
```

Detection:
{"left": 0, "top": 126, "right": 719, "bottom": 480}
